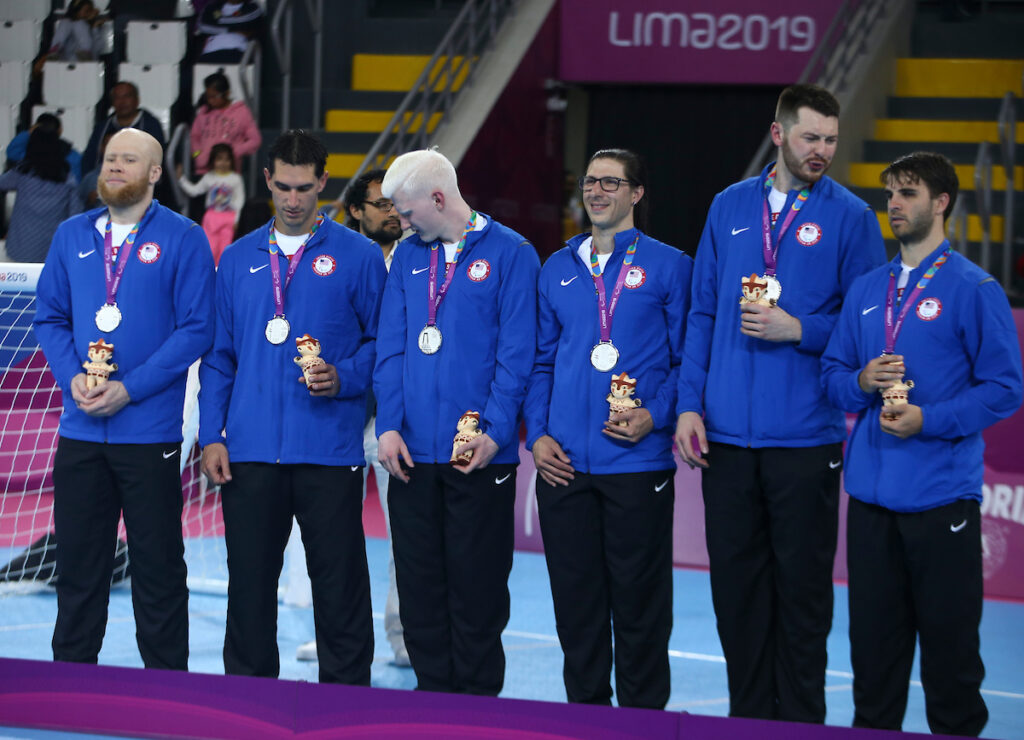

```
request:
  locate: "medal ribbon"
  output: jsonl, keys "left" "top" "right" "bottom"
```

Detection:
{"left": 883, "top": 243, "right": 951, "bottom": 354}
{"left": 103, "top": 216, "right": 141, "bottom": 307}
{"left": 426, "top": 211, "right": 477, "bottom": 327}
{"left": 589, "top": 230, "right": 640, "bottom": 343}
{"left": 267, "top": 213, "right": 324, "bottom": 318}
{"left": 761, "top": 166, "right": 810, "bottom": 277}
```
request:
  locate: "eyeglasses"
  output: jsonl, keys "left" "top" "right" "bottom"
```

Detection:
{"left": 364, "top": 199, "right": 395, "bottom": 213}
{"left": 578, "top": 176, "right": 634, "bottom": 192}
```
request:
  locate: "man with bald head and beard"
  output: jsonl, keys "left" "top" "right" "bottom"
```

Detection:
{"left": 35, "top": 128, "right": 215, "bottom": 670}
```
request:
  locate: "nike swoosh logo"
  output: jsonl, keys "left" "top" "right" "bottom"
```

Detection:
{"left": 412, "top": 267, "right": 429, "bottom": 275}
{"left": 828, "top": 460, "right": 842, "bottom": 469}
{"left": 862, "top": 305, "right": 879, "bottom": 315}
{"left": 950, "top": 519, "right": 967, "bottom": 533}
{"left": 654, "top": 479, "right": 668, "bottom": 492}
{"left": 79, "top": 249, "right": 95, "bottom": 259}
{"left": 249, "top": 265, "right": 268, "bottom": 273}
{"left": 731, "top": 227, "right": 750, "bottom": 236}
{"left": 495, "top": 474, "right": 511, "bottom": 485}
{"left": 351, "top": 466, "right": 360, "bottom": 471}
{"left": 560, "top": 276, "right": 578, "bottom": 286}
{"left": 162, "top": 450, "right": 177, "bottom": 459}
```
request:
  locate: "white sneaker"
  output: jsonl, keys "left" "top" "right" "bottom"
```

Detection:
{"left": 296, "top": 640, "right": 318, "bottom": 661}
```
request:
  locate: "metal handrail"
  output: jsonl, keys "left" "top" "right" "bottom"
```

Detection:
{"left": 343, "top": 0, "right": 515, "bottom": 203}
{"left": 996, "top": 90, "right": 1016, "bottom": 291}
{"left": 742, "top": 0, "right": 888, "bottom": 180}
{"left": 947, "top": 191, "right": 969, "bottom": 253}
{"left": 267, "top": 0, "right": 324, "bottom": 132}
{"left": 165, "top": 121, "right": 191, "bottom": 210}
{"left": 973, "top": 141, "right": 993, "bottom": 269}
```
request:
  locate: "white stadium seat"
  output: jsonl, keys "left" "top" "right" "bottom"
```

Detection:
{"left": 0, "top": 19, "right": 42, "bottom": 63}
{"left": 192, "top": 63, "right": 256, "bottom": 105}
{"left": 42, "top": 61, "right": 104, "bottom": 108}
{"left": 118, "top": 62, "right": 180, "bottom": 111}
{"left": 0, "top": 0, "right": 50, "bottom": 22}
{"left": 126, "top": 20, "right": 187, "bottom": 65}
{"left": 0, "top": 61, "right": 29, "bottom": 106}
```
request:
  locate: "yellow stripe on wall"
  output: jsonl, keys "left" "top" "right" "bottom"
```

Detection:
{"left": 352, "top": 54, "right": 471, "bottom": 92}
{"left": 876, "top": 211, "right": 1004, "bottom": 242}
{"left": 851, "top": 162, "right": 1024, "bottom": 191}
{"left": 895, "top": 59, "right": 1024, "bottom": 98}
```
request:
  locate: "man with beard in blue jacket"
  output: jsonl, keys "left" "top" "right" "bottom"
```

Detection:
{"left": 822, "top": 152, "right": 1022, "bottom": 736}
{"left": 199, "top": 130, "right": 386, "bottom": 685}
{"left": 675, "top": 84, "right": 887, "bottom": 722}
{"left": 34, "top": 128, "right": 214, "bottom": 670}
{"left": 375, "top": 148, "right": 540, "bottom": 695}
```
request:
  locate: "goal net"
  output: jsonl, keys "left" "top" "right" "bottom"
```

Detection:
{"left": 0, "top": 262, "right": 227, "bottom": 596}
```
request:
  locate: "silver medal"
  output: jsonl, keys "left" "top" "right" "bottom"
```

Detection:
{"left": 590, "top": 342, "right": 619, "bottom": 372}
{"left": 95, "top": 303, "right": 122, "bottom": 332}
{"left": 762, "top": 274, "right": 782, "bottom": 304}
{"left": 265, "top": 316, "right": 291, "bottom": 345}
{"left": 418, "top": 325, "right": 443, "bottom": 354}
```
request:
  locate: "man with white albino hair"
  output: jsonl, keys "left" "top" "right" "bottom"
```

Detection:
{"left": 34, "top": 127, "right": 215, "bottom": 670}
{"left": 374, "top": 148, "right": 540, "bottom": 695}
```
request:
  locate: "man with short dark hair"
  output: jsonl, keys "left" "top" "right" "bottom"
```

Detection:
{"left": 34, "top": 128, "right": 214, "bottom": 670}
{"left": 83, "top": 82, "right": 166, "bottom": 174}
{"left": 822, "top": 151, "right": 1022, "bottom": 736}
{"left": 675, "top": 83, "right": 887, "bottom": 721}
{"left": 199, "top": 130, "right": 386, "bottom": 684}
{"left": 375, "top": 148, "right": 540, "bottom": 695}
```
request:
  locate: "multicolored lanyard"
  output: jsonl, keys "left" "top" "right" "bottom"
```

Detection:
{"left": 884, "top": 243, "right": 951, "bottom": 354}
{"left": 426, "top": 211, "right": 477, "bottom": 328}
{"left": 589, "top": 230, "right": 639, "bottom": 343}
{"left": 267, "top": 213, "right": 324, "bottom": 318}
{"left": 761, "top": 166, "right": 810, "bottom": 277}
{"left": 103, "top": 216, "right": 140, "bottom": 307}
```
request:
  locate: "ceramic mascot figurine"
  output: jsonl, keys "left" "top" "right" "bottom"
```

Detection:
{"left": 607, "top": 372, "right": 642, "bottom": 426}
{"left": 293, "top": 333, "right": 326, "bottom": 385}
{"left": 740, "top": 272, "right": 775, "bottom": 307}
{"left": 451, "top": 410, "right": 482, "bottom": 467}
{"left": 881, "top": 378, "right": 915, "bottom": 408}
{"left": 82, "top": 339, "right": 118, "bottom": 389}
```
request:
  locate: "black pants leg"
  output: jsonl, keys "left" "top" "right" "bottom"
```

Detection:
{"left": 603, "top": 471, "right": 674, "bottom": 709}
{"left": 848, "top": 496, "right": 917, "bottom": 730}
{"left": 703, "top": 443, "right": 839, "bottom": 722}
{"left": 849, "top": 497, "right": 987, "bottom": 736}
{"left": 51, "top": 438, "right": 188, "bottom": 670}
{"left": 221, "top": 463, "right": 293, "bottom": 678}
{"left": 537, "top": 472, "right": 614, "bottom": 705}
{"left": 51, "top": 437, "right": 122, "bottom": 664}
{"left": 110, "top": 442, "right": 189, "bottom": 670}
{"left": 294, "top": 465, "right": 373, "bottom": 686}
{"left": 389, "top": 463, "right": 515, "bottom": 695}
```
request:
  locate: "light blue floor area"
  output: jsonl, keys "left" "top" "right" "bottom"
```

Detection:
{"left": 1, "top": 538, "right": 1023, "bottom": 739}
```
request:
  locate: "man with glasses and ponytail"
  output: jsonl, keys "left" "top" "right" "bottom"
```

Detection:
{"left": 525, "top": 148, "right": 692, "bottom": 708}
{"left": 675, "top": 84, "right": 886, "bottom": 722}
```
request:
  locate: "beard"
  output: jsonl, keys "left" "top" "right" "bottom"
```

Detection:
{"left": 780, "top": 138, "right": 831, "bottom": 186}
{"left": 892, "top": 211, "right": 933, "bottom": 246}
{"left": 98, "top": 174, "right": 151, "bottom": 208}
{"left": 365, "top": 219, "right": 403, "bottom": 245}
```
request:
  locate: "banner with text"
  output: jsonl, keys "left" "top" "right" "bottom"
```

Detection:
{"left": 559, "top": 0, "right": 846, "bottom": 85}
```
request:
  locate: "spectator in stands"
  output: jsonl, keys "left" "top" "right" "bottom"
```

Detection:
{"left": 195, "top": 0, "right": 265, "bottom": 63}
{"left": 375, "top": 149, "right": 540, "bottom": 695}
{"left": 0, "top": 126, "right": 83, "bottom": 263}
{"left": 822, "top": 151, "right": 1023, "bottom": 736}
{"left": 33, "top": 0, "right": 109, "bottom": 73}
{"left": 32, "top": 128, "right": 214, "bottom": 671}
{"left": 176, "top": 143, "right": 244, "bottom": 265}
{"left": 83, "top": 83, "right": 166, "bottom": 174}
{"left": 295, "top": 169, "right": 409, "bottom": 668}
{"left": 5, "top": 113, "right": 82, "bottom": 182}
{"left": 199, "top": 130, "right": 384, "bottom": 685}
{"left": 189, "top": 72, "right": 261, "bottom": 177}
{"left": 77, "top": 133, "right": 115, "bottom": 209}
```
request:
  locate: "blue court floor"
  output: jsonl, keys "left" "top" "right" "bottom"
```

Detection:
{"left": 1, "top": 537, "right": 1022, "bottom": 739}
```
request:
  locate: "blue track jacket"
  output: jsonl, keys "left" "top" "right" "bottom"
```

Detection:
{"left": 374, "top": 214, "right": 540, "bottom": 464}
{"left": 822, "top": 245, "right": 1022, "bottom": 512}
{"left": 198, "top": 218, "right": 386, "bottom": 465}
{"left": 34, "top": 201, "right": 215, "bottom": 444}
{"left": 677, "top": 163, "right": 887, "bottom": 447}
{"left": 525, "top": 229, "right": 692, "bottom": 474}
